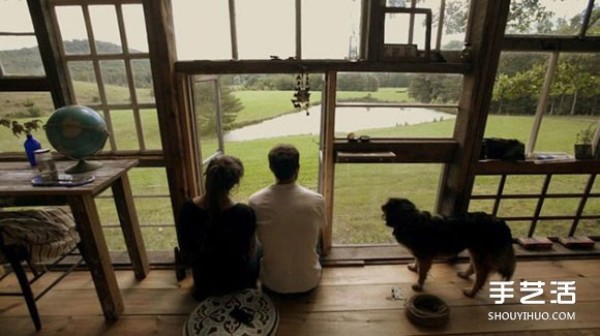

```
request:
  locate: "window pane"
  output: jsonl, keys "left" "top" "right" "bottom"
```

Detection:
{"left": 140, "top": 108, "right": 162, "bottom": 150}
{"left": 172, "top": 0, "right": 231, "bottom": 60}
{"left": 386, "top": 0, "right": 467, "bottom": 51}
{"left": 111, "top": 109, "right": 139, "bottom": 150}
{"left": 56, "top": 6, "right": 90, "bottom": 55}
{"left": 0, "top": 92, "right": 54, "bottom": 153}
{"left": 123, "top": 4, "right": 149, "bottom": 53}
{"left": 536, "top": 53, "right": 599, "bottom": 155}
{"left": 0, "top": 0, "right": 33, "bottom": 32}
{"left": 131, "top": 59, "right": 154, "bottom": 104}
{"left": 193, "top": 78, "right": 220, "bottom": 160}
{"left": 0, "top": 36, "right": 45, "bottom": 76}
{"left": 236, "top": 0, "right": 295, "bottom": 59}
{"left": 335, "top": 72, "right": 458, "bottom": 138}
{"left": 68, "top": 61, "right": 100, "bottom": 105}
{"left": 302, "top": 0, "right": 361, "bottom": 59}
{"left": 506, "top": 0, "right": 589, "bottom": 35}
{"left": 89, "top": 5, "right": 122, "bottom": 54}
{"left": 333, "top": 163, "right": 442, "bottom": 244}
{"left": 100, "top": 60, "right": 130, "bottom": 104}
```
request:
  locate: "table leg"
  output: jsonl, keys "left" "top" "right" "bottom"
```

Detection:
{"left": 68, "top": 195, "right": 124, "bottom": 320}
{"left": 111, "top": 174, "right": 150, "bottom": 280}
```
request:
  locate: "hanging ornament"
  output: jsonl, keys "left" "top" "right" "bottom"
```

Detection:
{"left": 291, "top": 71, "right": 311, "bottom": 116}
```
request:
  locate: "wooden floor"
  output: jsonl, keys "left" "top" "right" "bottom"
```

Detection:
{"left": 1, "top": 258, "right": 600, "bottom": 335}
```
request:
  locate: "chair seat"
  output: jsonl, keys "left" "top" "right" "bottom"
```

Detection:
{"left": 0, "top": 208, "right": 80, "bottom": 263}
{"left": 183, "top": 288, "right": 279, "bottom": 336}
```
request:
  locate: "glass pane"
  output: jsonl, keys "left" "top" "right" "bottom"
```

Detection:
{"left": 56, "top": 6, "right": 90, "bottom": 55}
{"left": 540, "top": 198, "right": 579, "bottom": 217}
{"left": 384, "top": 12, "right": 431, "bottom": 51}
{"left": 172, "top": 0, "right": 231, "bottom": 60}
{"left": 534, "top": 220, "right": 573, "bottom": 237}
{"left": 131, "top": 59, "right": 154, "bottom": 104}
{"left": 335, "top": 72, "right": 459, "bottom": 138}
{"left": 0, "top": 0, "right": 34, "bottom": 32}
{"left": 302, "top": 0, "right": 361, "bottom": 59}
{"left": 472, "top": 175, "right": 502, "bottom": 195}
{"left": 89, "top": 5, "right": 122, "bottom": 54}
{"left": 122, "top": 4, "right": 149, "bottom": 53}
{"left": 468, "top": 200, "right": 495, "bottom": 213}
{"left": 547, "top": 175, "right": 589, "bottom": 194}
{"left": 0, "top": 36, "right": 45, "bottom": 76}
{"left": 193, "top": 79, "right": 220, "bottom": 160}
{"left": 502, "top": 175, "right": 545, "bottom": 195}
{"left": 140, "top": 109, "right": 162, "bottom": 150}
{"left": 236, "top": 0, "right": 295, "bottom": 59}
{"left": 333, "top": 163, "right": 442, "bottom": 244}
{"left": 385, "top": 0, "right": 467, "bottom": 51}
{"left": 220, "top": 74, "right": 316, "bottom": 141}
{"left": 100, "top": 60, "right": 130, "bottom": 104}
{"left": 110, "top": 109, "right": 138, "bottom": 150}
{"left": 68, "top": 61, "right": 100, "bottom": 105}
{"left": 0, "top": 92, "right": 54, "bottom": 153}
{"left": 506, "top": 0, "right": 589, "bottom": 35}
{"left": 497, "top": 198, "right": 538, "bottom": 218}
{"left": 506, "top": 220, "right": 531, "bottom": 238}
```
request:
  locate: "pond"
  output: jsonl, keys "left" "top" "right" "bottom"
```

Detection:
{"left": 224, "top": 106, "right": 455, "bottom": 141}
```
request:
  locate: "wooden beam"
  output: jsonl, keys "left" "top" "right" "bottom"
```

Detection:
{"left": 175, "top": 59, "right": 468, "bottom": 75}
{"left": 502, "top": 36, "right": 600, "bottom": 52}
{"left": 0, "top": 77, "right": 49, "bottom": 91}
{"left": 334, "top": 139, "right": 457, "bottom": 163}
{"left": 143, "top": 0, "right": 189, "bottom": 220}
{"left": 437, "top": 0, "right": 510, "bottom": 215}
{"left": 320, "top": 71, "right": 337, "bottom": 256}
{"left": 27, "top": 0, "right": 73, "bottom": 107}
{"left": 476, "top": 160, "right": 600, "bottom": 175}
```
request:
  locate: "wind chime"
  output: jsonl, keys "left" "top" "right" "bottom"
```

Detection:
{"left": 291, "top": 72, "right": 310, "bottom": 115}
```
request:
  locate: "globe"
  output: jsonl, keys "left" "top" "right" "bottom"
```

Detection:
{"left": 45, "top": 105, "right": 109, "bottom": 174}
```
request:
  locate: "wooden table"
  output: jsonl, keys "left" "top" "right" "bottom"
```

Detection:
{"left": 0, "top": 160, "right": 150, "bottom": 320}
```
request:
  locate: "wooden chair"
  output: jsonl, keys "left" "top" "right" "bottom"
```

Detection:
{"left": 0, "top": 208, "right": 82, "bottom": 331}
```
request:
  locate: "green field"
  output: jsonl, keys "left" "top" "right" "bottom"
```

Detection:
{"left": 1, "top": 86, "right": 598, "bottom": 250}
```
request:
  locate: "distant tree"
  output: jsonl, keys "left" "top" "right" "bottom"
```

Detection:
{"left": 408, "top": 74, "right": 460, "bottom": 103}
{"left": 337, "top": 73, "right": 379, "bottom": 91}
{"left": 194, "top": 81, "right": 243, "bottom": 134}
{"left": 443, "top": 0, "right": 555, "bottom": 35}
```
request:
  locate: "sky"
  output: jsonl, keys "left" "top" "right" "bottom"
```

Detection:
{"left": 0, "top": 0, "right": 592, "bottom": 59}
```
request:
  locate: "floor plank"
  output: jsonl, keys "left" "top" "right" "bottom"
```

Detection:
{"left": 1, "top": 258, "right": 599, "bottom": 335}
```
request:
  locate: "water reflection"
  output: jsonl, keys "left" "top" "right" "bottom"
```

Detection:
{"left": 224, "top": 106, "right": 455, "bottom": 141}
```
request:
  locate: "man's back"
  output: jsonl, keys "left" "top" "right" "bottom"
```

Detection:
{"left": 249, "top": 183, "right": 325, "bottom": 294}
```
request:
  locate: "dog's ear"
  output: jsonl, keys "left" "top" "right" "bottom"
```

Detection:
{"left": 382, "top": 198, "right": 418, "bottom": 227}
{"left": 387, "top": 198, "right": 417, "bottom": 213}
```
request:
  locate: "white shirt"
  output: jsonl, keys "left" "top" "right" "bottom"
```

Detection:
{"left": 249, "top": 183, "right": 326, "bottom": 293}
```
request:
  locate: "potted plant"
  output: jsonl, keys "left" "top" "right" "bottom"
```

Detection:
{"left": 574, "top": 123, "right": 596, "bottom": 160}
{"left": 0, "top": 118, "right": 44, "bottom": 165}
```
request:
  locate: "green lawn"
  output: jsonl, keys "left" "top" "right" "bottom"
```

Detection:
{"left": 1, "top": 86, "right": 598, "bottom": 250}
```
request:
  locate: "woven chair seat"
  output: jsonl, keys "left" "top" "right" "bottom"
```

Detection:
{"left": 0, "top": 208, "right": 80, "bottom": 263}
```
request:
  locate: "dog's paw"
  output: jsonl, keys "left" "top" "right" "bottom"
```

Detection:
{"left": 463, "top": 288, "right": 477, "bottom": 297}
{"left": 457, "top": 270, "right": 471, "bottom": 279}
{"left": 407, "top": 263, "right": 418, "bottom": 272}
{"left": 411, "top": 283, "right": 423, "bottom": 291}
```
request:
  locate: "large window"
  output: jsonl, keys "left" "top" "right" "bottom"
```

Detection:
{"left": 172, "top": 0, "right": 470, "bottom": 61}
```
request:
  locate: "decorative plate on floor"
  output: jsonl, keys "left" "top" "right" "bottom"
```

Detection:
{"left": 183, "top": 288, "right": 278, "bottom": 336}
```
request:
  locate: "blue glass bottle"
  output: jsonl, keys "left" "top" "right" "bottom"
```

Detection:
{"left": 24, "top": 133, "right": 42, "bottom": 166}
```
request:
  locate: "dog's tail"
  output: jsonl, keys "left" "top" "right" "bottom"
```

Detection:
{"left": 498, "top": 243, "right": 516, "bottom": 280}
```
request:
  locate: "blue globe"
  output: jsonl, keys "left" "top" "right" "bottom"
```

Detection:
{"left": 45, "top": 105, "right": 109, "bottom": 173}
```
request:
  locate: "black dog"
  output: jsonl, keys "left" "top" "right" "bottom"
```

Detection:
{"left": 382, "top": 198, "right": 516, "bottom": 297}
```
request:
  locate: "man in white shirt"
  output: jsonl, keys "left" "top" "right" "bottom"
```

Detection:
{"left": 249, "top": 144, "right": 326, "bottom": 295}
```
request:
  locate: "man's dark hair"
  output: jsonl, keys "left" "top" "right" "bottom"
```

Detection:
{"left": 268, "top": 144, "right": 300, "bottom": 181}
